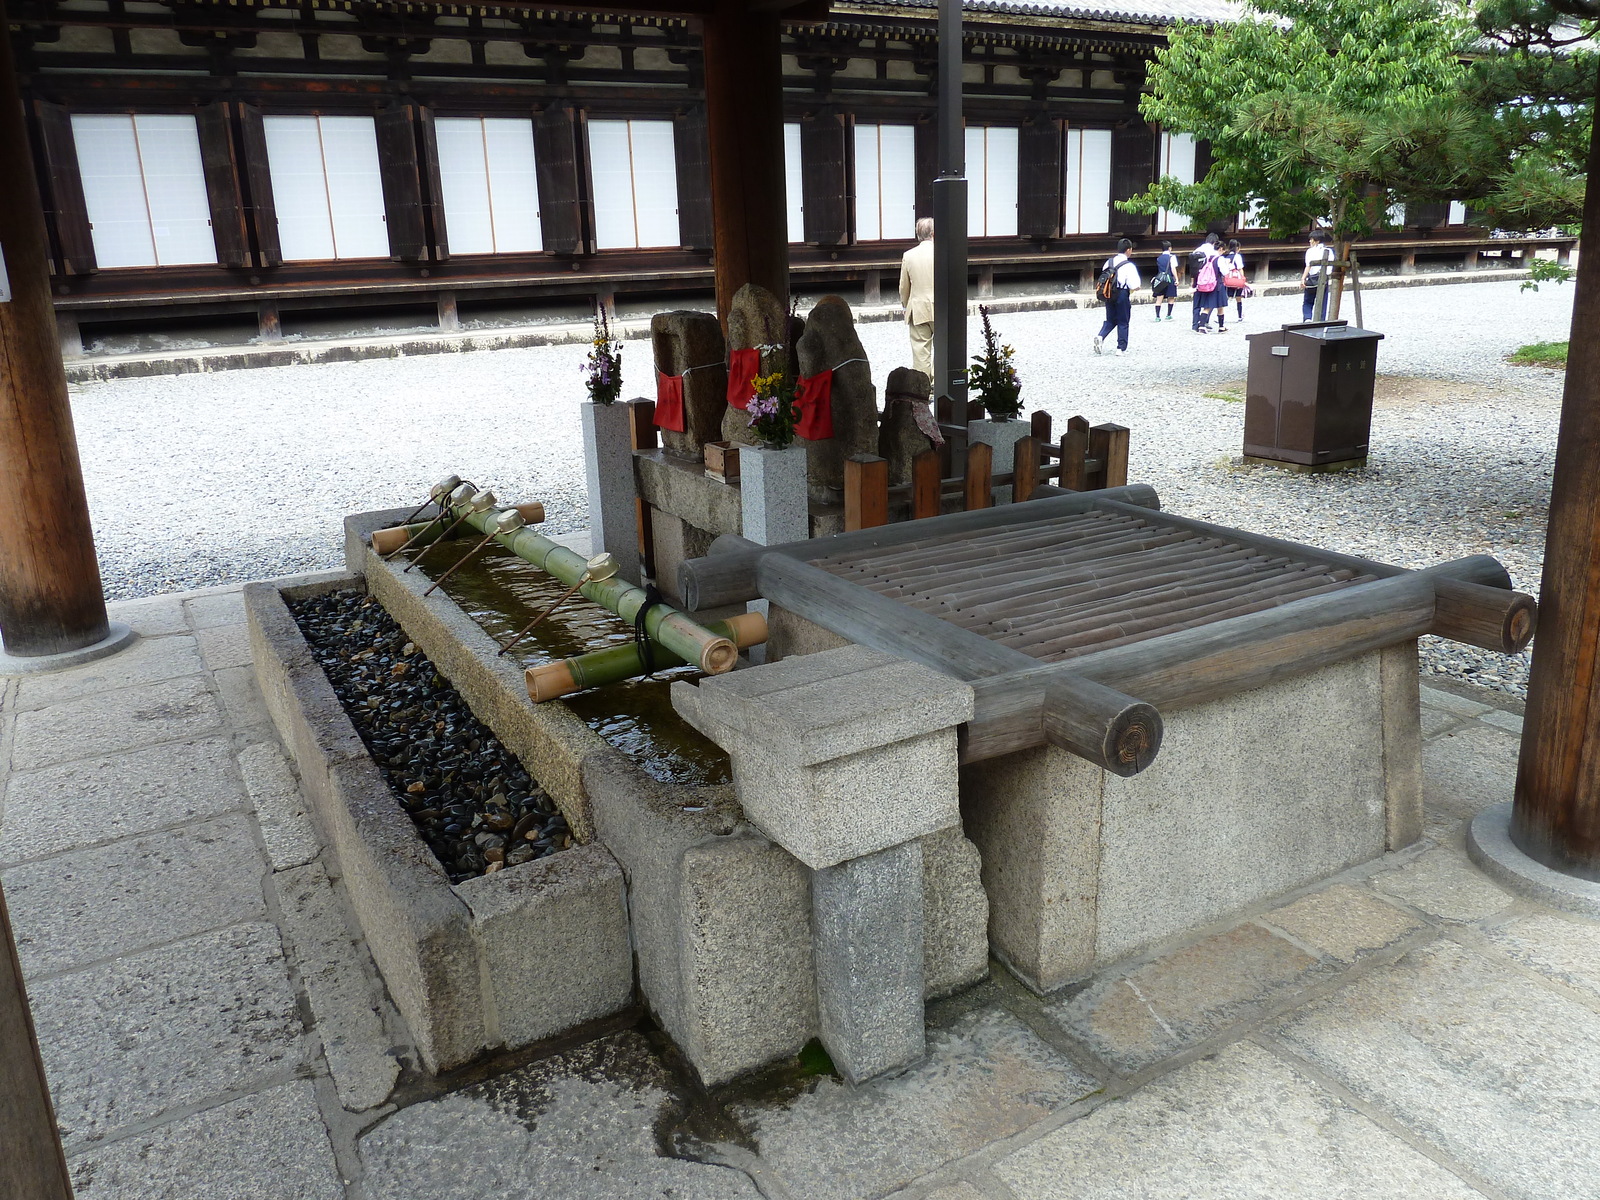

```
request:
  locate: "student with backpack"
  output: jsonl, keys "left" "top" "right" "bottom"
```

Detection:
{"left": 1092, "top": 238, "right": 1141, "bottom": 355}
{"left": 1218, "top": 239, "right": 1249, "bottom": 325}
{"left": 1189, "top": 233, "right": 1222, "bottom": 332}
{"left": 1302, "top": 231, "right": 1336, "bottom": 321}
{"left": 1151, "top": 241, "right": 1177, "bottom": 321}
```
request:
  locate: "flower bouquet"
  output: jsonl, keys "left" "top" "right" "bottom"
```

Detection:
{"left": 583, "top": 307, "right": 623, "bottom": 405}
{"left": 968, "top": 305, "right": 1022, "bottom": 421}
{"left": 747, "top": 369, "right": 799, "bottom": 450}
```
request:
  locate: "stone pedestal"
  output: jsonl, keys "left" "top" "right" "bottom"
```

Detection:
{"left": 581, "top": 400, "right": 642, "bottom": 586}
{"left": 672, "top": 645, "right": 974, "bottom": 1080}
{"left": 741, "top": 443, "right": 808, "bottom": 662}
{"left": 968, "top": 418, "right": 1032, "bottom": 503}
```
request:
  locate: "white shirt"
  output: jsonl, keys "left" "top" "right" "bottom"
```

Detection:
{"left": 1106, "top": 253, "right": 1141, "bottom": 290}
{"left": 1304, "top": 244, "right": 1335, "bottom": 278}
{"left": 1218, "top": 251, "right": 1245, "bottom": 275}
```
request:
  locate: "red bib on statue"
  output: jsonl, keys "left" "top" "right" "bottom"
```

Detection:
{"left": 794, "top": 370, "right": 835, "bottom": 441}
{"left": 727, "top": 348, "right": 761, "bottom": 411}
{"left": 655, "top": 370, "right": 686, "bottom": 433}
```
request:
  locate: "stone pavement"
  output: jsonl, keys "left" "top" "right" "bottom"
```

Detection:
{"left": 2, "top": 587, "right": 1591, "bottom": 1200}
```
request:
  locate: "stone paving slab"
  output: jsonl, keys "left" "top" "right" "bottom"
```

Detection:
{"left": 240, "top": 740, "right": 321, "bottom": 873}
{"left": 70, "top": 1081, "right": 344, "bottom": 1200}
{"left": 197, "top": 623, "right": 255, "bottom": 671}
{"left": 1421, "top": 723, "right": 1521, "bottom": 822}
{"left": 215, "top": 663, "right": 272, "bottom": 729}
{"left": 10, "top": 675, "right": 223, "bottom": 770}
{"left": 31, "top": 921, "right": 307, "bottom": 1146}
{"left": 186, "top": 591, "right": 249, "bottom": 630}
{"left": 1479, "top": 909, "right": 1600, "bottom": 1003}
{"left": 0, "top": 736, "right": 247, "bottom": 864}
{"left": 358, "top": 1031, "right": 761, "bottom": 1199}
{"left": 104, "top": 595, "right": 190, "bottom": 638}
{"left": 1418, "top": 687, "right": 1491, "bottom": 719}
{"left": 1370, "top": 845, "right": 1515, "bottom": 923}
{"left": 4, "top": 813, "right": 266, "bottom": 976}
{"left": 1050, "top": 923, "right": 1332, "bottom": 1073}
{"left": 1274, "top": 938, "right": 1600, "bottom": 1200}
{"left": 1259, "top": 885, "right": 1427, "bottom": 964}
{"left": 992, "top": 1041, "right": 1484, "bottom": 1200}
{"left": 733, "top": 1008, "right": 1097, "bottom": 1200}
{"left": 11, "top": 633, "right": 205, "bottom": 712}
{"left": 273, "top": 860, "right": 401, "bottom": 1111}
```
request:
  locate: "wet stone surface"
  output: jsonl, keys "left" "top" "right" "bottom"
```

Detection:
{"left": 289, "top": 590, "right": 568, "bottom": 882}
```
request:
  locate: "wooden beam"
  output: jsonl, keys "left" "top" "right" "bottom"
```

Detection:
{"left": 0, "top": 11, "right": 111, "bottom": 657}
{"left": 844, "top": 455, "right": 889, "bottom": 531}
{"left": 678, "top": 483, "right": 1162, "bottom": 609}
{"left": 1434, "top": 577, "right": 1537, "bottom": 654}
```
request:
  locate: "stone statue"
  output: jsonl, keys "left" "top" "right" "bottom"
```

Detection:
{"left": 878, "top": 366, "right": 941, "bottom": 489}
{"left": 795, "top": 296, "right": 877, "bottom": 503}
{"left": 721, "top": 283, "right": 791, "bottom": 450}
{"left": 650, "top": 310, "right": 727, "bottom": 461}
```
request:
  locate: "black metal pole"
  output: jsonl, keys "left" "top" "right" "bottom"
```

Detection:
{"left": 932, "top": 0, "right": 968, "bottom": 422}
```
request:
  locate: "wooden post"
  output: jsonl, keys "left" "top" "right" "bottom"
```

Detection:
{"left": 628, "top": 399, "right": 657, "bottom": 580}
{"left": 701, "top": 0, "right": 788, "bottom": 325}
{"left": 964, "top": 441, "right": 993, "bottom": 511}
{"left": 863, "top": 269, "right": 882, "bottom": 306}
{"left": 1060, "top": 416, "right": 1089, "bottom": 491}
{"left": 0, "top": 9, "right": 111, "bottom": 659}
{"left": 1012, "top": 436, "right": 1039, "bottom": 504}
{"left": 257, "top": 300, "right": 282, "bottom": 341}
{"left": 0, "top": 880, "right": 73, "bottom": 1200}
{"left": 1030, "top": 410, "right": 1052, "bottom": 446}
{"left": 1513, "top": 106, "right": 1600, "bottom": 879}
{"left": 912, "top": 449, "right": 942, "bottom": 520}
{"left": 978, "top": 266, "right": 995, "bottom": 299}
{"left": 1091, "top": 423, "right": 1130, "bottom": 488}
{"left": 437, "top": 291, "right": 460, "bottom": 332}
{"left": 844, "top": 455, "right": 889, "bottom": 531}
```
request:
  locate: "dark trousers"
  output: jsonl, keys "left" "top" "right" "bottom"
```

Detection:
{"left": 1097, "top": 292, "right": 1131, "bottom": 351}
{"left": 1302, "top": 285, "right": 1330, "bottom": 322}
{"left": 1192, "top": 286, "right": 1208, "bottom": 328}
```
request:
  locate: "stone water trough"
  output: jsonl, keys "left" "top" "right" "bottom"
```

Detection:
{"left": 246, "top": 506, "right": 989, "bottom": 1084}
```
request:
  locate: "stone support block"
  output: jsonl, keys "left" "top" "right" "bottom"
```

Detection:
{"left": 740, "top": 444, "right": 810, "bottom": 547}
{"left": 581, "top": 399, "right": 643, "bottom": 586}
{"left": 673, "top": 645, "right": 973, "bottom": 869}
{"left": 648, "top": 510, "right": 715, "bottom": 609}
{"left": 968, "top": 418, "right": 1033, "bottom": 503}
{"left": 812, "top": 841, "right": 927, "bottom": 1083}
{"left": 962, "top": 648, "right": 1410, "bottom": 993}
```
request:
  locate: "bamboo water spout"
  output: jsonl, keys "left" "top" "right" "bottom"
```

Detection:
{"left": 422, "top": 499, "right": 751, "bottom": 676}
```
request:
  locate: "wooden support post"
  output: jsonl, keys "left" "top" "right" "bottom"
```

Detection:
{"left": 844, "top": 455, "right": 889, "bottom": 531}
{"left": 628, "top": 399, "right": 658, "bottom": 580}
{"left": 1255, "top": 257, "right": 1271, "bottom": 286}
{"left": 1399, "top": 250, "right": 1416, "bottom": 276}
{"left": 1030, "top": 410, "right": 1052, "bottom": 446}
{"left": 863, "top": 269, "right": 882, "bottom": 307}
{"left": 0, "top": 10, "right": 111, "bottom": 658}
{"left": 1464, "top": 248, "right": 1479, "bottom": 271}
{"left": 965, "top": 442, "right": 994, "bottom": 511}
{"left": 912, "top": 449, "right": 942, "bottom": 520}
{"left": 1513, "top": 110, "right": 1600, "bottom": 879}
{"left": 437, "top": 291, "right": 460, "bottom": 332}
{"left": 978, "top": 266, "right": 995, "bottom": 299}
{"left": 596, "top": 288, "right": 617, "bottom": 322}
{"left": 1091, "top": 423, "right": 1130, "bottom": 488}
{"left": 1559, "top": 244, "right": 1573, "bottom": 266}
{"left": 55, "top": 312, "right": 82, "bottom": 359}
{"left": 1059, "top": 417, "right": 1089, "bottom": 491}
{"left": 1012, "top": 436, "right": 1039, "bottom": 504}
{"left": 702, "top": 0, "right": 788, "bottom": 325}
{"left": 0, "top": 881, "right": 73, "bottom": 1200}
{"left": 258, "top": 300, "right": 282, "bottom": 342}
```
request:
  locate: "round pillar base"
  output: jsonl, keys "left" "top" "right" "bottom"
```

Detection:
{"left": 1467, "top": 801, "right": 1600, "bottom": 919}
{"left": 0, "top": 622, "right": 137, "bottom": 676}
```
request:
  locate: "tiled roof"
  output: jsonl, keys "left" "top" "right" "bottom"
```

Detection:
{"left": 848, "top": 0, "right": 1241, "bottom": 25}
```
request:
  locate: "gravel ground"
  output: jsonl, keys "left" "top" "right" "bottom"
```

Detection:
{"left": 68, "top": 277, "right": 1572, "bottom": 697}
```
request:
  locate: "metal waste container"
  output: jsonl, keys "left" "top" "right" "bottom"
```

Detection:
{"left": 1243, "top": 320, "right": 1385, "bottom": 470}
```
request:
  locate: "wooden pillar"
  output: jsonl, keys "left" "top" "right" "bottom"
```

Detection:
{"left": 257, "top": 301, "right": 282, "bottom": 342}
{"left": 1514, "top": 110, "right": 1600, "bottom": 878}
{"left": 701, "top": 0, "right": 789, "bottom": 326}
{"left": 436, "top": 291, "right": 460, "bottom": 332}
{"left": 0, "top": 7, "right": 110, "bottom": 658}
{"left": 863, "top": 269, "right": 882, "bottom": 307}
{"left": 0, "top": 880, "right": 73, "bottom": 1200}
{"left": 55, "top": 312, "right": 81, "bottom": 359}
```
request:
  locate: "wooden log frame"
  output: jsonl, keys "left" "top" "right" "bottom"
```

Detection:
{"left": 678, "top": 488, "right": 1539, "bottom": 775}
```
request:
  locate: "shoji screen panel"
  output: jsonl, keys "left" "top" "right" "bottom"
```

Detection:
{"left": 435, "top": 117, "right": 542, "bottom": 255}
{"left": 71, "top": 113, "right": 217, "bottom": 268}
{"left": 1063, "top": 128, "right": 1113, "bottom": 236}
{"left": 784, "top": 122, "right": 804, "bottom": 245}
{"left": 965, "top": 125, "right": 1019, "bottom": 237}
{"left": 263, "top": 115, "right": 389, "bottom": 261}
{"left": 1449, "top": 201, "right": 1468, "bottom": 226}
{"left": 853, "top": 124, "right": 916, "bottom": 242}
{"left": 588, "top": 118, "right": 681, "bottom": 249}
{"left": 1157, "top": 131, "right": 1197, "bottom": 232}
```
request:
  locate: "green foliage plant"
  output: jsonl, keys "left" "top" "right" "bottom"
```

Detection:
{"left": 968, "top": 306, "right": 1024, "bottom": 421}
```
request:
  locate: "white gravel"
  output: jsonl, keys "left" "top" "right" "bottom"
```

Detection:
{"left": 68, "top": 277, "right": 1572, "bottom": 698}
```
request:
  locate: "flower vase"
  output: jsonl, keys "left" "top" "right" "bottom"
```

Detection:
{"left": 968, "top": 418, "right": 1034, "bottom": 504}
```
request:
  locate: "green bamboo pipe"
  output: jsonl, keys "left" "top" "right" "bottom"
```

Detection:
{"left": 372, "top": 503, "right": 545, "bottom": 556}
{"left": 442, "top": 501, "right": 742, "bottom": 675}
{"left": 526, "top": 612, "right": 769, "bottom": 701}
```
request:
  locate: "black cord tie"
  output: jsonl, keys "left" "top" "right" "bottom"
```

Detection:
{"left": 634, "top": 584, "right": 665, "bottom": 677}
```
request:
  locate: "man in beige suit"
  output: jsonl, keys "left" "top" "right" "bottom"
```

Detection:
{"left": 898, "top": 217, "right": 936, "bottom": 378}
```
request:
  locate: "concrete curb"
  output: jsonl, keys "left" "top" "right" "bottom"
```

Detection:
{"left": 1467, "top": 801, "right": 1600, "bottom": 919}
{"left": 63, "top": 267, "right": 1537, "bottom": 383}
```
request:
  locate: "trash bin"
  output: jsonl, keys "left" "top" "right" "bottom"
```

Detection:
{"left": 1243, "top": 320, "right": 1385, "bottom": 470}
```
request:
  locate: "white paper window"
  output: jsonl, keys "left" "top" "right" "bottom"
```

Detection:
{"left": 1063, "top": 128, "right": 1112, "bottom": 236}
{"left": 1387, "top": 201, "right": 1407, "bottom": 227}
{"left": 71, "top": 113, "right": 217, "bottom": 269}
{"left": 263, "top": 114, "right": 390, "bottom": 262}
{"left": 1157, "top": 131, "right": 1197, "bottom": 232}
{"left": 854, "top": 123, "right": 916, "bottom": 242}
{"left": 785, "top": 122, "right": 805, "bottom": 245}
{"left": 588, "top": 119, "right": 680, "bottom": 250}
{"left": 1238, "top": 198, "right": 1268, "bottom": 230}
{"left": 965, "top": 126, "right": 1019, "bottom": 238}
{"left": 1448, "top": 200, "right": 1468, "bottom": 225}
{"left": 435, "top": 117, "right": 542, "bottom": 255}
